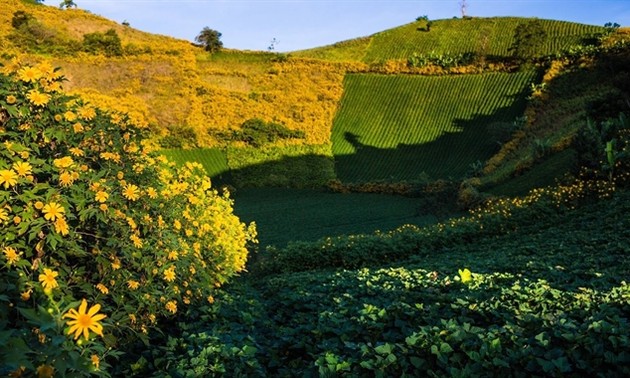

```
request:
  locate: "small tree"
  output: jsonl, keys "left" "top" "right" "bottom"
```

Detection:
{"left": 59, "top": 0, "right": 76, "bottom": 9}
{"left": 509, "top": 20, "right": 547, "bottom": 63}
{"left": 195, "top": 27, "right": 223, "bottom": 53}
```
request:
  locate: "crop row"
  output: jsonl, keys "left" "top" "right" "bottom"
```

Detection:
{"left": 364, "top": 17, "right": 604, "bottom": 63}
{"left": 331, "top": 71, "right": 536, "bottom": 181}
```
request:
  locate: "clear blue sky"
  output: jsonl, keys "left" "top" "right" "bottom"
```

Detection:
{"left": 76, "top": 0, "right": 630, "bottom": 52}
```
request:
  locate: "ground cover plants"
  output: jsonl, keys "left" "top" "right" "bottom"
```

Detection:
{"left": 130, "top": 177, "right": 630, "bottom": 377}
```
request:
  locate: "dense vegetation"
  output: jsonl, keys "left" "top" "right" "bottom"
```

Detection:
{"left": 0, "top": 62, "right": 255, "bottom": 376}
{"left": 1, "top": 1, "right": 630, "bottom": 376}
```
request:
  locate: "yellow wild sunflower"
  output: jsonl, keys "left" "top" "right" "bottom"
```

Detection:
{"left": 38, "top": 268, "right": 59, "bottom": 291}
{"left": 26, "top": 90, "right": 50, "bottom": 107}
{"left": 3, "top": 246, "right": 21, "bottom": 265}
{"left": 12, "top": 161, "right": 32, "bottom": 177}
{"left": 0, "top": 169, "right": 18, "bottom": 189}
{"left": 94, "top": 191, "right": 109, "bottom": 203}
{"left": 122, "top": 184, "right": 141, "bottom": 201}
{"left": 42, "top": 201, "right": 65, "bottom": 221}
{"left": 18, "top": 66, "right": 43, "bottom": 82}
{"left": 62, "top": 299, "right": 107, "bottom": 340}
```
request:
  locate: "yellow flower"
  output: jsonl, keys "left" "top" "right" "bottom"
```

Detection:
{"left": 69, "top": 147, "right": 84, "bottom": 157}
{"left": 165, "top": 300, "right": 177, "bottom": 314}
{"left": 163, "top": 267, "right": 176, "bottom": 282}
{"left": 18, "top": 66, "right": 43, "bottom": 82}
{"left": 0, "top": 169, "right": 18, "bottom": 189}
{"left": 26, "top": 90, "right": 50, "bottom": 106}
{"left": 35, "top": 364, "right": 54, "bottom": 378}
{"left": 64, "top": 111, "right": 77, "bottom": 122}
{"left": 146, "top": 187, "right": 158, "bottom": 199}
{"left": 99, "top": 204, "right": 108, "bottom": 212}
{"left": 34, "top": 201, "right": 45, "bottom": 210}
{"left": 130, "top": 234, "right": 143, "bottom": 248}
{"left": 458, "top": 268, "right": 472, "bottom": 284}
{"left": 78, "top": 106, "right": 96, "bottom": 121}
{"left": 12, "top": 162, "right": 32, "bottom": 177}
{"left": 53, "top": 156, "right": 74, "bottom": 169}
{"left": 0, "top": 208, "right": 8, "bottom": 223}
{"left": 54, "top": 217, "right": 70, "bottom": 236}
{"left": 3, "top": 246, "right": 21, "bottom": 265}
{"left": 58, "top": 171, "right": 75, "bottom": 187}
{"left": 127, "top": 280, "right": 140, "bottom": 290}
{"left": 6, "top": 95, "right": 17, "bottom": 104}
{"left": 111, "top": 258, "right": 121, "bottom": 270}
{"left": 39, "top": 268, "right": 59, "bottom": 291}
{"left": 91, "top": 354, "right": 100, "bottom": 370}
{"left": 167, "top": 250, "right": 179, "bottom": 261}
{"left": 95, "top": 191, "right": 109, "bottom": 203}
{"left": 96, "top": 283, "right": 109, "bottom": 294}
{"left": 42, "top": 202, "right": 65, "bottom": 221}
{"left": 73, "top": 122, "right": 84, "bottom": 133}
{"left": 122, "top": 184, "right": 141, "bottom": 201}
{"left": 21, "top": 289, "right": 32, "bottom": 301}
{"left": 62, "top": 299, "right": 107, "bottom": 340}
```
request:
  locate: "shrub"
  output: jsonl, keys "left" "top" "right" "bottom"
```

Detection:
{"left": 0, "top": 60, "right": 256, "bottom": 376}
{"left": 220, "top": 118, "right": 305, "bottom": 147}
{"left": 83, "top": 29, "right": 123, "bottom": 57}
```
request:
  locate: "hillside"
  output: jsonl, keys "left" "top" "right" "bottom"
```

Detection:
{"left": 295, "top": 17, "right": 605, "bottom": 63}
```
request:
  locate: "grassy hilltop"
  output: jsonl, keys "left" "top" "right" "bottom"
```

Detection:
{"left": 1, "top": 1, "right": 630, "bottom": 376}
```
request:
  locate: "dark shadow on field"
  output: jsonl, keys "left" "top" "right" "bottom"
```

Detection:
{"left": 207, "top": 89, "right": 530, "bottom": 188}
{"left": 333, "top": 97, "right": 529, "bottom": 182}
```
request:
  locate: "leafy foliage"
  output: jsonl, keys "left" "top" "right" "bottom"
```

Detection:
{"left": 82, "top": 29, "right": 123, "bottom": 57}
{"left": 135, "top": 186, "right": 630, "bottom": 376}
{"left": 195, "top": 27, "right": 223, "bottom": 53}
{"left": 219, "top": 118, "right": 305, "bottom": 147}
{"left": 0, "top": 61, "right": 256, "bottom": 376}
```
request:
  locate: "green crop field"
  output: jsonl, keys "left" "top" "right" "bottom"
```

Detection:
{"left": 363, "top": 17, "right": 604, "bottom": 63}
{"left": 159, "top": 147, "right": 229, "bottom": 179}
{"left": 232, "top": 188, "right": 437, "bottom": 247}
{"left": 332, "top": 71, "right": 537, "bottom": 182}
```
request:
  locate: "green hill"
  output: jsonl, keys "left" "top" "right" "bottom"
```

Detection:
{"left": 296, "top": 17, "right": 606, "bottom": 63}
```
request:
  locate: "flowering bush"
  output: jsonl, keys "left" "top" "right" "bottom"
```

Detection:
{"left": 0, "top": 59, "right": 256, "bottom": 376}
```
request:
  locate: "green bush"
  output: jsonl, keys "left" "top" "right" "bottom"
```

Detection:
{"left": 219, "top": 118, "right": 305, "bottom": 148}
{"left": 0, "top": 60, "right": 256, "bottom": 376}
{"left": 82, "top": 29, "right": 123, "bottom": 57}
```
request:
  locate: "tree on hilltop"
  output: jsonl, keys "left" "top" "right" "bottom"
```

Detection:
{"left": 59, "top": 0, "right": 77, "bottom": 9}
{"left": 196, "top": 27, "right": 223, "bottom": 53}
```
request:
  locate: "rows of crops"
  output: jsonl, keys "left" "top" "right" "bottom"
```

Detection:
{"left": 160, "top": 147, "right": 228, "bottom": 178}
{"left": 363, "top": 17, "right": 604, "bottom": 63}
{"left": 331, "top": 71, "right": 537, "bottom": 182}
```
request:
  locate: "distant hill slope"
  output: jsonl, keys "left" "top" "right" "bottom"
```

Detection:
{"left": 2, "top": 0, "right": 626, "bottom": 192}
{"left": 332, "top": 71, "right": 536, "bottom": 181}
{"left": 295, "top": 17, "right": 605, "bottom": 63}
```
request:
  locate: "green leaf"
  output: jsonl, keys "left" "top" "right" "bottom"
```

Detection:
{"left": 375, "top": 343, "right": 393, "bottom": 355}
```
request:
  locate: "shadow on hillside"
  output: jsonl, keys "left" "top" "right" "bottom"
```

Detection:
{"left": 334, "top": 99, "right": 528, "bottom": 182}
{"left": 209, "top": 88, "right": 530, "bottom": 188}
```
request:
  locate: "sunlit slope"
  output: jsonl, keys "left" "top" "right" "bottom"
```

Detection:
{"left": 332, "top": 71, "right": 536, "bottom": 181}
{"left": 297, "top": 17, "right": 605, "bottom": 63}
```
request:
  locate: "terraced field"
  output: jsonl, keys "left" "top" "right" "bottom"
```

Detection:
{"left": 332, "top": 71, "right": 537, "bottom": 182}
{"left": 363, "top": 17, "right": 604, "bottom": 63}
{"left": 160, "top": 148, "right": 228, "bottom": 178}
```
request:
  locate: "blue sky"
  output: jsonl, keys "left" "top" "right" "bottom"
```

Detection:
{"left": 76, "top": 0, "right": 630, "bottom": 52}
